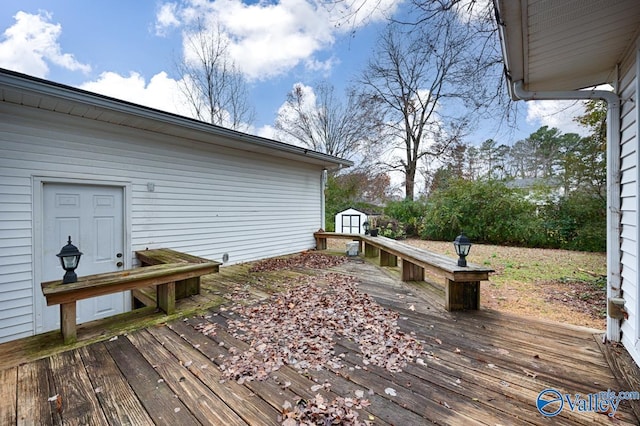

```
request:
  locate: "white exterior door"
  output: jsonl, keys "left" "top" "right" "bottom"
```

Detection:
{"left": 38, "top": 183, "right": 129, "bottom": 333}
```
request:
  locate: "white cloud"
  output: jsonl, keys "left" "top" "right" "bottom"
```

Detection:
{"left": 155, "top": 3, "right": 181, "bottom": 36}
{"left": 78, "top": 71, "right": 191, "bottom": 117}
{"left": 157, "top": 0, "right": 400, "bottom": 81}
{"left": 526, "top": 100, "right": 589, "bottom": 136}
{"left": 0, "top": 11, "right": 91, "bottom": 77}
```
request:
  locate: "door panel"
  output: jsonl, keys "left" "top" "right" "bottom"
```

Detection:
{"left": 39, "top": 183, "right": 128, "bottom": 333}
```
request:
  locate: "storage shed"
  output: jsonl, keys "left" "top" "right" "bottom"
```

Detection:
{"left": 334, "top": 208, "right": 368, "bottom": 234}
{"left": 0, "top": 69, "right": 352, "bottom": 343}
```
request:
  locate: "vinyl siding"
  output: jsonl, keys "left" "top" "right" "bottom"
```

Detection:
{"left": 0, "top": 102, "right": 325, "bottom": 343}
{"left": 619, "top": 50, "right": 640, "bottom": 365}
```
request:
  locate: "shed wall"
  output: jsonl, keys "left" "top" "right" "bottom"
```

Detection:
{"left": 0, "top": 103, "right": 323, "bottom": 342}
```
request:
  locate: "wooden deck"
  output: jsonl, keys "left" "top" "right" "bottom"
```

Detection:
{"left": 1, "top": 255, "right": 640, "bottom": 425}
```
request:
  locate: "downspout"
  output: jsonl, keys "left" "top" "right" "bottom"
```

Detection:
{"left": 513, "top": 80, "right": 622, "bottom": 342}
{"left": 321, "top": 168, "right": 328, "bottom": 230}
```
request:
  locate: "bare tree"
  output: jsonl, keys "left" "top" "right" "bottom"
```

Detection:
{"left": 176, "top": 19, "right": 255, "bottom": 131}
{"left": 361, "top": 19, "right": 480, "bottom": 200}
{"left": 274, "top": 81, "right": 384, "bottom": 161}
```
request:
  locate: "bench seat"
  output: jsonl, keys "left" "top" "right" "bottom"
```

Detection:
{"left": 135, "top": 248, "right": 221, "bottom": 299}
{"left": 42, "top": 262, "right": 218, "bottom": 344}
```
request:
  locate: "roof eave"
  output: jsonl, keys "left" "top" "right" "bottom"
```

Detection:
{"left": 0, "top": 68, "right": 353, "bottom": 170}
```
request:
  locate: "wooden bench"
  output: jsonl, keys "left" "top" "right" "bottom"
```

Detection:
{"left": 314, "top": 232, "right": 494, "bottom": 311}
{"left": 135, "top": 248, "right": 221, "bottom": 299}
{"left": 41, "top": 262, "right": 218, "bottom": 344}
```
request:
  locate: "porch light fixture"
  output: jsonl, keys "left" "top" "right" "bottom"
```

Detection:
{"left": 363, "top": 221, "right": 370, "bottom": 235}
{"left": 453, "top": 232, "right": 472, "bottom": 267}
{"left": 56, "top": 236, "right": 82, "bottom": 284}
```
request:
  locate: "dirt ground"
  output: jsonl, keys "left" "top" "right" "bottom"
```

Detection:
{"left": 327, "top": 238, "right": 607, "bottom": 330}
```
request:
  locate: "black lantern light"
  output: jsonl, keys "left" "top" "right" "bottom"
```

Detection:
{"left": 363, "top": 221, "right": 370, "bottom": 235}
{"left": 453, "top": 232, "right": 472, "bottom": 267}
{"left": 56, "top": 236, "right": 82, "bottom": 284}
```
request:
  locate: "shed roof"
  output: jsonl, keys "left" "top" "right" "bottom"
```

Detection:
{"left": 0, "top": 68, "right": 353, "bottom": 170}
{"left": 495, "top": 0, "right": 640, "bottom": 96}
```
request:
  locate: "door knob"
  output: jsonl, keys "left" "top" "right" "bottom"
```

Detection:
{"left": 116, "top": 261, "right": 123, "bottom": 267}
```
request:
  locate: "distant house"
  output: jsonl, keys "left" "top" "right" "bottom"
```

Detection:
{"left": 0, "top": 68, "right": 351, "bottom": 343}
{"left": 505, "top": 177, "right": 565, "bottom": 204}
{"left": 495, "top": 1, "right": 640, "bottom": 364}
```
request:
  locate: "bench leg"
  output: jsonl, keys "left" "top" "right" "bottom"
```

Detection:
{"left": 315, "top": 237, "right": 327, "bottom": 250}
{"left": 364, "top": 243, "right": 379, "bottom": 258}
{"left": 402, "top": 260, "right": 424, "bottom": 281}
{"left": 157, "top": 281, "right": 176, "bottom": 314}
{"left": 60, "top": 302, "right": 77, "bottom": 344}
{"left": 380, "top": 250, "right": 397, "bottom": 267}
{"left": 445, "top": 279, "right": 480, "bottom": 311}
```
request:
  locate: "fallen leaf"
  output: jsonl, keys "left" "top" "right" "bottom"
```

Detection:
{"left": 384, "top": 387, "right": 397, "bottom": 396}
{"left": 47, "top": 394, "right": 59, "bottom": 402}
{"left": 109, "top": 336, "right": 118, "bottom": 342}
{"left": 409, "top": 304, "right": 415, "bottom": 311}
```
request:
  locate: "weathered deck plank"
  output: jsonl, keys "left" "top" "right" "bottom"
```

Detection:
{"left": 147, "top": 324, "right": 282, "bottom": 425}
{"left": 105, "top": 335, "right": 200, "bottom": 426}
{"left": 0, "top": 367, "right": 16, "bottom": 425}
{"left": 48, "top": 350, "right": 109, "bottom": 425}
{"left": 16, "top": 358, "right": 60, "bottom": 425}
{"left": 78, "top": 343, "right": 154, "bottom": 425}
{"left": 127, "top": 329, "right": 248, "bottom": 426}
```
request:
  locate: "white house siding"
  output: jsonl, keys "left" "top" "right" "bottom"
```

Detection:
{"left": 619, "top": 48, "right": 640, "bottom": 365}
{"left": 0, "top": 102, "right": 325, "bottom": 343}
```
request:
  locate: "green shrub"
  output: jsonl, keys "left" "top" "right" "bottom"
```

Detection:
{"left": 419, "top": 179, "right": 540, "bottom": 245}
{"left": 383, "top": 199, "right": 426, "bottom": 237}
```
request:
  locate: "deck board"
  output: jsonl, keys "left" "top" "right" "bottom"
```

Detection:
{"left": 1, "top": 254, "right": 639, "bottom": 425}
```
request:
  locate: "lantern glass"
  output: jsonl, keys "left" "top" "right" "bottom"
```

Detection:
{"left": 363, "top": 221, "right": 370, "bottom": 234}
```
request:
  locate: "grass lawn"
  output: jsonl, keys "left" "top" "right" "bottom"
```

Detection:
{"left": 404, "top": 239, "right": 607, "bottom": 330}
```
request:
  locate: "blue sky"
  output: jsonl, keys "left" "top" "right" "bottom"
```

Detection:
{"left": 0, "top": 0, "right": 588, "bottom": 149}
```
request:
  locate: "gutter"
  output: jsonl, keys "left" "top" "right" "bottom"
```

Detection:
{"left": 512, "top": 80, "right": 622, "bottom": 342}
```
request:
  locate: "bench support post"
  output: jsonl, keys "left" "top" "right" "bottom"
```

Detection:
{"left": 60, "top": 302, "right": 77, "bottom": 344}
{"left": 364, "top": 243, "right": 379, "bottom": 258}
{"left": 445, "top": 279, "right": 480, "bottom": 311}
{"left": 157, "top": 281, "right": 176, "bottom": 314}
{"left": 380, "top": 250, "right": 397, "bottom": 267}
{"left": 402, "top": 260, "right": 424, "bottom": 281}
{"left": 315, "top": 236, "right": 327, "bottom": 250}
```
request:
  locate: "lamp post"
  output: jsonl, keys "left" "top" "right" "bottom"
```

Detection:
{"left": 56, "top": 236, "right": 82, "bottom": 284}
{"left": 363, "top": 221, "right": 370, "bottom": 235}
{"left": 453, "top": 232, "right": 472, "bottom": 267}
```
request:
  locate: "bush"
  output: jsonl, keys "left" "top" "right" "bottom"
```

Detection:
{"left": 383, "top": 200, "right": 426, "bottom": 237}
{"left": 419, "top": 179, "right": 540, "bottom": 245}
{"left": 538, "top": 192, "right": 606, "bottom": 251}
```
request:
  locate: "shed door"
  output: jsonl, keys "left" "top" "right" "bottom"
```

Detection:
{"left": 342, "top": 215, "right": 361, "bottom": 234}
{"left": 39, "top": 183, "right": 128, "bottom": 333}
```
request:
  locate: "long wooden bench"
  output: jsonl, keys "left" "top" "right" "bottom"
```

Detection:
{"left": 314, "top": 231, "right": 494, "bottom": 311}
{"left": 41, "top": 262, "right": 218, "bottom": 344}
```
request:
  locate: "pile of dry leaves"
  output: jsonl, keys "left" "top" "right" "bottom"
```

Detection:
{"left": 280, "top": 394, "right": 372, "bottom": 426}
{"left": 249, "top": 252, "right": 348, "bottom": 272}
{"left": 208, "top": 272, "right": 424, "bottom": 384}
